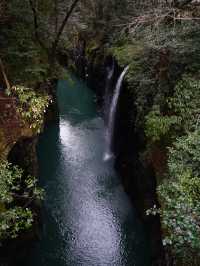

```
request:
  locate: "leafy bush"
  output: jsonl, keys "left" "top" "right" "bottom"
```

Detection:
{"left": 168, "top": 77, "right": 200, "bottom": 133}
{"left": 9, "top": 85, "right": 50, "bottom": 133}
{"left": 159, "top": 181, "right": 200, "bottom": 262}
{"left": 145, "top": 105, "right": 180, "bottom": 143}
{"left": 145, "top": 77, "right": 200, "bottom": 144}
{"left": 0, "top": 160, "right": 44, "bottom": 240}
{"left": 168, "top": 131, "right": 200, "bottom": 178}
{"left": 154, "top": 131, "right": 200, "bottom": 263}
{"left": 0, "top": 207, "right": 33, "bottom": 240}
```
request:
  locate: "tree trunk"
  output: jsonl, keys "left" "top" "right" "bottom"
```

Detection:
{"left": 0, "top": 58, "right": 11, "bottom": 90}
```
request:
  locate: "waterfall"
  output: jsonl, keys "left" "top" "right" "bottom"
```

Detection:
{"left": 104, "top": 66, "right": 129, "bottom": 161}
{"left": 104, "top": 60, "right": 115, "bottom": 122}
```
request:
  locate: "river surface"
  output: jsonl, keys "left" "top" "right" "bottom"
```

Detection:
{"left": 26, "top": 77, "right": 150, "bottom": 266}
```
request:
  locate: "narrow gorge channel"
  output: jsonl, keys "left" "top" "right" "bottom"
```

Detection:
{"left": 24, "top": 76, "right": 151, "bottom": 266}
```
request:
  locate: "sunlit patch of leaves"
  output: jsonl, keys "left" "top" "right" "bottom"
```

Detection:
{"left": 8, "top": 85, "right": 51, "bottom": 133}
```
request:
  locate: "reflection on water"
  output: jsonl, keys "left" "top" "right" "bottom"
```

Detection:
{"left": 25, "top": 77, "right": 150, "bottom": 266}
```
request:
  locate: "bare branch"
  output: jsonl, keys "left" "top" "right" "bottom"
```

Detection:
{"left": 173, "top": 0, "right": 194, "bottom": 8}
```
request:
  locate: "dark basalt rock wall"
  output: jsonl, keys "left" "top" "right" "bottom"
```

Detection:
{"left": 8, "top": 136, "right": 39, "bottom": 176}
{"left": 114, "top": 84, "right": 165, "bottom": 266}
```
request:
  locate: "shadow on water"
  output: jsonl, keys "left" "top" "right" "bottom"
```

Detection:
{"left": 22, "top": 76, "right": 151, "bottom": 266}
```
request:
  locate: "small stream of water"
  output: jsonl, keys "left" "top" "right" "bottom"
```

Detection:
{"left": 25, "top": 76, "right": 150, "bottom": 266}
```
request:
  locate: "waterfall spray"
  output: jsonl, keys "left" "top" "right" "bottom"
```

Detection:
{"left": 104, "top": 66, "right": 129, "bottom": 161}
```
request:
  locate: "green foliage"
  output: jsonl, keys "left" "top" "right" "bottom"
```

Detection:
{"left": 0, "top": 160, "right": 44, "bottom": 206}
{"left": 145, "top": 106, "right": 181, "bottom": 143}
{"left": 158, "top": 172, "right": 200, "bottom": 262}
{"left": 143, "top": 56, "right": 200, "bottom": 265}
{"left": 111, "top": 42, "right": 144, "bottom": 67}
{"left": 0, "top": 207, "right": 33, "bottom": 240}
{"left": 10, "top": 85, "right": 50, "bottom": 133}
{"left": 114, "top": 37, "right": 200, "bottom": 264}
{"left": 104, "top": 4, "right": 200, "bottom": 265}
{"left": 1, "top": 0, "right": 49, "bottom": 85}
{"left": 146, "top": 131, "right": 200, "bottom": 263}
{"left": 145, "top": 77, "right": 200, "bottom": 144}
{"left": 0, "top": 161, "right": 23, "bottom": 204}
{"left": 168, "top": 131, "right": 200, "bottom": 179}
{"left": 108, "top": 11, "right": 200, "bottom": 265}
{"left": 158, "top": 140, "right": 200, "bottom": 261}
{"left": 168, "top": 77, "right": 200, "bottom": 133}
{"left": 0, "top": 160, "right": 44, "bottom": 240}
{"left": 145, "top": 129, "right": 200, "bottom": 263}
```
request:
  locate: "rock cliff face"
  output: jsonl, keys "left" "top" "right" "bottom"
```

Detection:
{"left": 114, "top": 85, "right": 165, "bottom": 265}
{"left": 70, "top": 39, "right": 165, "bottom": 265}
{"left": 0, "top": 91, "right": 35, "bottom": 161}
{"left": 0, "top": 91, "right": 38, "bottom": 266}
{"left": 0, "top": 82, "right": 58, "bottom": 266}
{"left": 0, "top": 79, "right": 59, "bottom": 162}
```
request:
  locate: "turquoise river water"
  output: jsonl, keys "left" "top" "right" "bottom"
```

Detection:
{"left": 25, "top": 77, "right": 151, "bottom": 266}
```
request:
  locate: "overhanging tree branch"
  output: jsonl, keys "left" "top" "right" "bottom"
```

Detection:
{"left": 173, "top": 0, "right": 194, "bottom": 8}
{"left": 54, "top": 0, "right": 58, "bottom": 35}
{"left": 52, "top": 0, "right": 81, "bottom": 54}
{"left": 29, "top": 0, "right": 81, "bottom": 67}
{"left": 29, "top": 0, "right": 47, "bottom": 52}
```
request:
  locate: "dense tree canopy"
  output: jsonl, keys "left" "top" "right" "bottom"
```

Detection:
{"left": 0, "top": 1, "right": 200, "bottom": 265}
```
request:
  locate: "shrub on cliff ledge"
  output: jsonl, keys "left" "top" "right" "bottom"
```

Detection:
{"left": 8, "top": 85, "right": 50, "bottom": 133}
{"left": 0, "top": 161, "right": 43, "bottom": 240}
